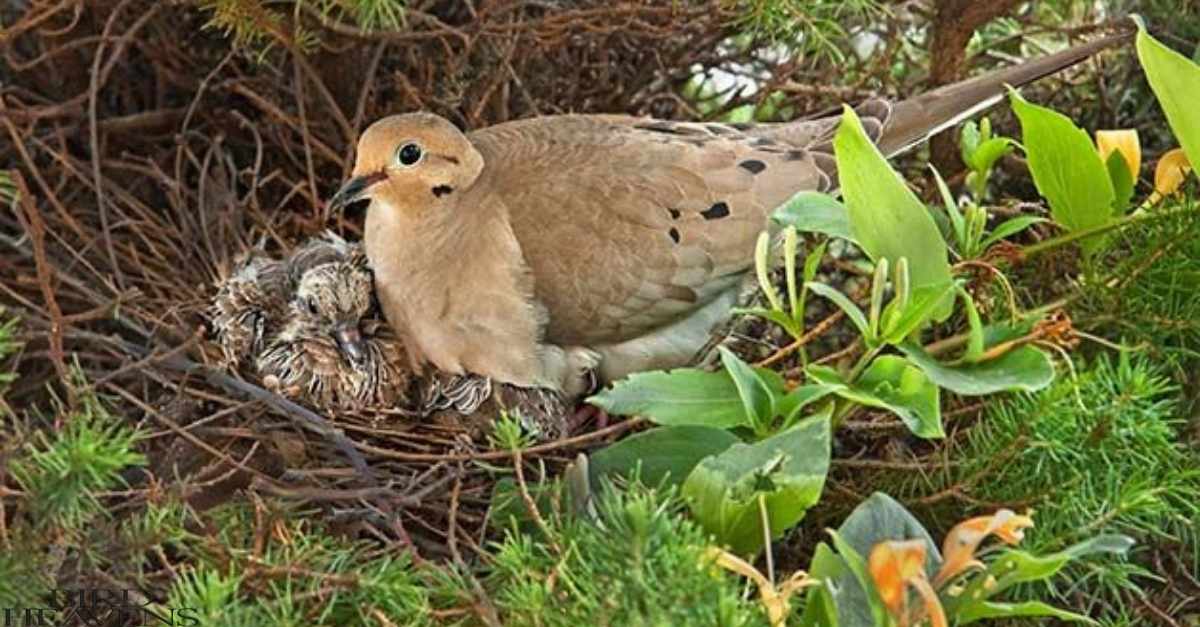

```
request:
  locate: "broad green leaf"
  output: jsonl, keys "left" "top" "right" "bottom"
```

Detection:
{"left": 814, "top": 355, "right": 943, "bottom": 438}
{"left": 798, "top": 577, "right": 841, "bottom": 627}
{"left": 813, "top": 492, "right": 942, "bottom": 626}
{"left": 834, "top": 106, "right": 953, "bottom": 291}
{"left": 1105, "top": 151, "right": 1135, "bottom": 214}
{"left": 1137, "top": 25, "right": 1200, "bottom": 177}
{"left": 587, "top": 369, "right": 749, "bottom": 428}
{"left": 589, "top": 425, "right": 740, "bottom": 489}
{"left": 827, "top": 530, "right": 889, "bottom": 627}
{"left": 719, "top": 347, "right": 775, "bottom": 430}
{"left": 898, "top": 341, "right": 1055, "bottom": 396}
{"left": 979, "top": 215, "right": 1047, "bottom": 249}
{"left": 804, "top": 544, "right": 850, "bottom": 627}
{"left": 958, "top": 601, "right": 1096, "bottom": 624}
{"left": 772, "top": 191, "right": 858, "bottom": 244}
{"left": 807, "top": 282, "right": 871, "bottom": 340}
{"left": 880, "top": 282, "right": 957, "bottom": 344}
{"left": 835, "top": 493, "right": 942, "bottom": 571}
{"left": 1009, "top": 90, "right": 1115, "bottom": 254}
{"left": 682, "top": 411, "right": 831, "bottom": 556}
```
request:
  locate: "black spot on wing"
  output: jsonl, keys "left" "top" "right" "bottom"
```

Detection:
{"left": 432, "top": 185, "right": 454, "bottom": 197}
{"left": 668, "top": 227, "right": 681, "bottom": 244}
{"left": 700, "top": 202, "right": 730, "bottom": 220}
{"left": 739, "top": 159, "right": 767, "bottom": 174}
{"left": 729, "top": 122, "right": 755, "bottom": 131}
{"left": 784, "top": 150, "right": 807, "bottom": 162}
{"left": 635, "top": 122, "right": 709, "bottom": 136}
{"left": 667, "top": 208, "right": 681, "bottom": 219}
{"left": 706, "top": 124, "right": 735, "bottom": 135}
{"left": 751, "top": 137, "right": 777, "bottom": 147}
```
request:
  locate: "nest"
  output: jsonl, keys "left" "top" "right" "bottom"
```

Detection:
{"left": 0, "top": 0, "right": 802, "bottom": 560}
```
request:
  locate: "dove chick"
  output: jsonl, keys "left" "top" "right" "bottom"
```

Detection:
{"left": 256, "top": 259, "right": 412, "bottom": 411}
{"left": 210, "top": 252, "right": 290, "bottom": 367}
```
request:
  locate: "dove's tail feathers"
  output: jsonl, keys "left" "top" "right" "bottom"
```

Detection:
{"left": 877, "top": 20, "right": 1136, "bottom": 156}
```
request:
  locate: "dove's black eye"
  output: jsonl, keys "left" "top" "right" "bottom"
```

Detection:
{"left": 397, "top": 143, "right": 423, "bottom": 166}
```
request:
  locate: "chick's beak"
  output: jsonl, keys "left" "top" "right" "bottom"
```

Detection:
{"left": 327, "top": 171, "right": 386, "bottom": 216}
{"left": 334, "top": 325, "right": 367, "bottom": 366}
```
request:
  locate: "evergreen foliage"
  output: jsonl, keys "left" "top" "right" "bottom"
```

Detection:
{"left": 484, "top": 483, "right": 769, "bottom": 626}
{"left": 891, "top": 352, "right": 1200, "bottom": 619}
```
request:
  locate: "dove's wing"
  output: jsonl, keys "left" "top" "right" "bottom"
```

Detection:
{"left": 468, "top": 105, "right": 889, "bottom": 346}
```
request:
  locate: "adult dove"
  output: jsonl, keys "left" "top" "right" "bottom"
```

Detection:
{"left": 329, "top": 28, "right": 1131, "bottom": 399}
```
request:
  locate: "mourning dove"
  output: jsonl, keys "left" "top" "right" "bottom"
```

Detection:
{"left": 329, "top": 29, "right": 1131, "bottom": 398}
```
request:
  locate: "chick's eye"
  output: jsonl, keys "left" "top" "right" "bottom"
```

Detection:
{"left": 397, "top": 143, "right": 422, "bottom": 166}
{"left": 306, "top": 298, "right": 319, "bottom": 315}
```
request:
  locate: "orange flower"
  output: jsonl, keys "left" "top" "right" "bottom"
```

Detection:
{"left": 934, "top": 509, "right": 1034, "bottom": 587}
{"left": 1149, "top": 148, "right": 1193, "bottom": 205}
{"left": 1096, "top": 130, "right": 1142, "bottom": 180}
{"left": 868, "top": 540, "right": 947, "bottom": 627}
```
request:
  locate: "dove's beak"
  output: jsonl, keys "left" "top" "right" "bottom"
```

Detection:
{"left": 327, "top": 171, "right": 386, "bottom": 216}
{"left": 334, "top": 324, "right": 367, "bottom": 366}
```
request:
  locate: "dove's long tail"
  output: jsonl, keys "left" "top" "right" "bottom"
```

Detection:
{"left": 876, "top": 20, "right": 1136, "bottom": 156}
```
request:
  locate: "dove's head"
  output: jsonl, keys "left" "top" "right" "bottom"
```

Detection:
{"left": 328, "top": 113, "right": 484, "bottom": 215}
{"left": 291, "top": 262, "right": 374, "bottom": 366}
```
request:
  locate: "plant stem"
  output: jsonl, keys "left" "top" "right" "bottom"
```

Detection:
{"left": 1020, "top": 203, "right": 1194, "bottom": 258}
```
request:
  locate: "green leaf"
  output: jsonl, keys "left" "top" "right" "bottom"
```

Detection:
{"left": 733, "top": 306, "right": 803, "bottom": 339}
{"left": 898, "top": 341, "right": 1055, "bottom": 396}
{"left": 837, "top": 492, "right": 942, "bottom": 573}
{"left": 960, "top": 121, "right": 982, "bottom": 169}
{"left": 990, "top": 534, "right": 1134, "bottom": 591}
{"left": 1137, "top": 26, "right": 1200, "bottom": 176}
{"left": 1009, "top": 90, "right": 1115, "bottom": 254}
{"left": 827, "top": 530, "right": 889, "bottom": 627}
{"left": 834, "top": 106, "right": 953, "bottom": 291}
{"left": 958, "top": 601, "right": 1097, "bottom": 624}
{"left": 979, "top": 215, "right": 1047, "bottom": 249}
{"left": 587, "top": 369, "right": 750, "bottom": 428}
{"left": 719, "top": 347, "right": 775, "bottom": 431}
{"left": 930, "top": 165, "right": 966, "bottom": 249}
{"left": 772, "top": 191, "right": 858, "bottom": 244}
{"left": 971, "top": 137, "right": 1015, "bottom": 173}
{"left": 804, "top": 543, "right": 851, "bottom": 627}
{"left": 589, "top": 425, "right": 740, "bottom": 489}
{"left": 682, "top": 411, "right": 831, "bottom": 556}
{"left": 777, "top": 384, "right": 840, "bottom": 426}
{"left": 1105, "top": 150, "right": 1135, "bottom": 214}
{"left": 960, "top": 286, "right": 986, "bottom": 363}
{"left": 804, "top": 241, "right": 828, "bottom": 282}
{"left": 815, "top": 355, "right": 943, "bottom": 438}
{"left": 810, "top": 492, "right": 942, "bottom": 626}
{"left": 880, "top": 282, "right": 957, "bottom": 344}
{"left": 807, "top": 282, "right": 871, "bottom": 341}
